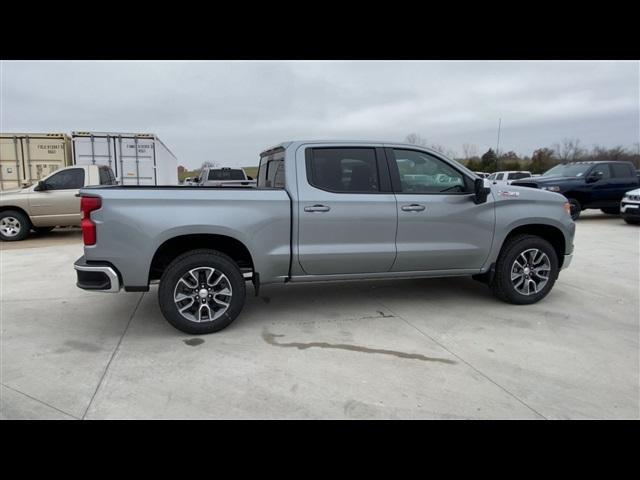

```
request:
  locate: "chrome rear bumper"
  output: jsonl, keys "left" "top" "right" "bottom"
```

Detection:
{"left": 74, "top": 256, "right": 121, "bottom": 293}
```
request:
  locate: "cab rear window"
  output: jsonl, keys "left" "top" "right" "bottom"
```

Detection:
{"left": 99, "top": 167, "right": 116, "bottom": 185}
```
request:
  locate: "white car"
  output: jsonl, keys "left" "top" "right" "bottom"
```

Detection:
{"left": 620, "top": 188, "right": 640, "bottom": 225}
{"left": 488, "top": 171, "right": 532, "bottom": 185}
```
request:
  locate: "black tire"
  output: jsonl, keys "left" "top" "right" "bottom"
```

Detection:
{"left": 567, "top": 198, "right": 581, "bottom": 220}
{"left": 624, "top": 217, "right": 640, "bottom": 225}
{"left": 32, "top": 226, "right": 56, "bottom": 234}
{"left": 158, "top": 249, "right": 246, "bottom": 334}
{"left": 489, "top": 234, "right": 559, "bottom": 305}
{"left": 601, "top": 207, "right": 620, "bottom": 215}
{"left": 0, "top": 210, "right": 31, "bottom": 241}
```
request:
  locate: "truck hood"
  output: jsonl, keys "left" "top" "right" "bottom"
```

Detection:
{"left": 0, "top": 187, "right": 31, "bottom": 197}
{"left": 511, "top": 175, "right": 583, "bottom": 187}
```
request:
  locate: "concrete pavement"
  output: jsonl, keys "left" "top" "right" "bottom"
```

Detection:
{"left": 1, "top": 212, "right": 638, "bottom": 419}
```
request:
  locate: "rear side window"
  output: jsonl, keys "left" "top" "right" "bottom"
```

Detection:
{"left": 208, "top": 169, "right": 245, "bottom": 180}
{"left": 611, "top": 163, "right": 633, "bottom": 178}
{"left": 99, "top": 167, "right": 116, "bottom": 185}
{"left": 307, "top": 148, "right": 379, "bottom": 193}
{"left": 45, "top": 168, "right": 85, "bottom": 190}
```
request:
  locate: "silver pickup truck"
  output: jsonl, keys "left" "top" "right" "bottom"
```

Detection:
{"left": 74, "top": 141, "right": 575, "bottom": 334}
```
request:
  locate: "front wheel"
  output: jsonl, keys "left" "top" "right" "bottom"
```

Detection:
{"left": 624, "top": 217, "right": 640, "bottom": 225}
{"left": 158, "top": 249, "right": 246, "bottom": 334}
{"left": 490, "top": 234, "right": 559, "bottom": 305}
{"left": 567, "top": 198, "right": 581, "bottom": 220}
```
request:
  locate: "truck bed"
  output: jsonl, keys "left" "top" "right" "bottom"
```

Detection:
{"left": 80, "top": 185, "right": 292, "bottom": 289}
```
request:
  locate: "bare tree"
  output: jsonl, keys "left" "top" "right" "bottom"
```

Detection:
{"left": 553, "top": 138, "right": 585, "bottom": 163}
{"left": 405, "top": 133, "right": 428, "bottom": 146}
{"left": 200, "top": 160, "right": 219, "bottom": 170}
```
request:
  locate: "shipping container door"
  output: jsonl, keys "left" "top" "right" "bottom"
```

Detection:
{"left": 116, "top": 136, "right": 156, "bottom": 185}
{"left": 73, "top": 135, "right": 118, "bottom": 179}
{"left": 23, "top": 136, "right": 69, "bottom": 184}
{"left": 0, "top": 136, "right": 24, "bottom": 190}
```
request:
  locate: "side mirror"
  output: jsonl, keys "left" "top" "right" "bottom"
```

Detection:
{"left": 473, "top": 178, "right": 491, "bottom": 204}
{"left": 34, "top": 180, "right": 47, "bottom": 191}
{"left": 586, "top": 171, "right": 603, "bottom": 183}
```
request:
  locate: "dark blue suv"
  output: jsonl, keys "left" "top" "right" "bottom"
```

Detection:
{"left": 512, "top": 161, "right": 640, "bottom": 220}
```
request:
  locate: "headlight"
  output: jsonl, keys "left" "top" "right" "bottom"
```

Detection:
{"left": 542, "top": 186, "right": 561, "bottom": 192}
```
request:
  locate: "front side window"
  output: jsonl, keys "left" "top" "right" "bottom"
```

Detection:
{"left": 307, "top": 148, "right": 379, "bottom": 193}
{"left": 487, "top": 173, "right": 496, "bottom": 180}
{"left": 45, "top": 168, "right": 85, "bottom": 190}
{"left": 392, "top": 149, "right": 467, "bottom": 193}
{"left": 590, "top": 164, "right": 611, "bottom": 179}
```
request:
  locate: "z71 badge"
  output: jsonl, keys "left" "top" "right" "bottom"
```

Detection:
{"left": 498, "top": 190, "right": 520, "bottom": 197}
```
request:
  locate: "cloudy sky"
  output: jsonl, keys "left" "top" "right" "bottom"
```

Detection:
{"left": 1, "top": 60, "right": 638, "bottom": 169}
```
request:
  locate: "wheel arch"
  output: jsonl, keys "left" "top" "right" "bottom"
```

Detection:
{"left": 149, "top": 233, "right": 255, "bottom": 283}
{"left": 501, "top": 224, "right": 567, "bottom": 268}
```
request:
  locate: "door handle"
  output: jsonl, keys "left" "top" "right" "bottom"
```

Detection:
{"left": 304, "top": 204, "right": 331, "bottom": 212}
{"left": 401, "top": 204, "right": 426, "bottom": 212}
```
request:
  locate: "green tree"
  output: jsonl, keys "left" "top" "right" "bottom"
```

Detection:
{"left": 481, "top": 148, "right": 498, "bottom": 172}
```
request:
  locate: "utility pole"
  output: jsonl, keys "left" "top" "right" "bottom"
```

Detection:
{"left": 496, "top": 118, "right": 502, "bottom": 172}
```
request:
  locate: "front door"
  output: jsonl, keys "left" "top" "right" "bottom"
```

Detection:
{"left": 29, "top": 167, "right": 84, "bottom": 226}
{"left": 387, "top": 148, "right": 495, "bottom": 272}
{"left": 296, "top": 146, "right": 397, "bottom": 275}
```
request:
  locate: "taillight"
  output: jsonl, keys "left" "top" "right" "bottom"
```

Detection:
{"left": 80, "top": 196, "right": 101, "bottom": 245}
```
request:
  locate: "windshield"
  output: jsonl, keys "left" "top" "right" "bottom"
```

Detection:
{"left": 208, "top": 169, "right": 245, "bottom": 180}
{"left": 543, "top": 164, "right": 591, "bottom": 177}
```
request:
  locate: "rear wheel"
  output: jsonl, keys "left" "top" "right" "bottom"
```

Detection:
{"left": 0, "top": 210, "right": 31, "bottom": 241}
{"left": 601, "top": 207, "right": 620, "bottom": 215}
{"left": 158, "top": 249, "right": 246, "bottom": 334}
{"left": 567, "top": 198, "right": 581, "bottom": 220}
{"left": 490, "top": 234, "right": 559, "bottom": 305}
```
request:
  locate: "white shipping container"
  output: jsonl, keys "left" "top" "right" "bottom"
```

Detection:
{"left": 71, "top": 132, "right": 178, "bottom": 185}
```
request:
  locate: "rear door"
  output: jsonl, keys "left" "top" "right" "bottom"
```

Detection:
{"left": 296, "top": 146, "right": 397, "bottom": 275}
{"left": 610, "top": 163, "right": 639, "bottom": 200}
{"left": 73, "top": 134, "right": 118, "bottom": 179}
{"left": 387, "top": 147, "right": 495, "bottom": 271}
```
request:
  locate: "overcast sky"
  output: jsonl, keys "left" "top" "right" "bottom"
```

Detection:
{"left": 1, "top": 60, "right": 638, "bottom": 169}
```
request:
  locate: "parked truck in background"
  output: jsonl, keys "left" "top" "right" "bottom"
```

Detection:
{"left": 74, "top": 141, "right": 575, "bottom": 335}
{"left": 197, "top": 167, "right": 257, "bottom": 187}
{"left": 0, "top": 133, "right": 73, "bottom": 191}
{"left": 0, "top": 164, "right": 116, "bottom": 241}
{"left": 512, "top": 161, "right": 640, "bottom": 220}
{"left": 71, "top": 132, "right": 178, "bottom": 185}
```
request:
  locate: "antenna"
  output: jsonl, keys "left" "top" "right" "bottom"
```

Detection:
{"left": 496, "top": 118, "right": 502, "bottom": 171}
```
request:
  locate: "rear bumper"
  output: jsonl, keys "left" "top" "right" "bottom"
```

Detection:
{"left": 561, "top": 253, "right": 573, "bottom": 270}
{"left": 74, "top": 256, "right": 121, "bottom": 293}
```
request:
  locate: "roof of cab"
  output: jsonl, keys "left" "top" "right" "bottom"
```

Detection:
{"left": 260, "top": 140, "right": 447, "bottom": 156}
